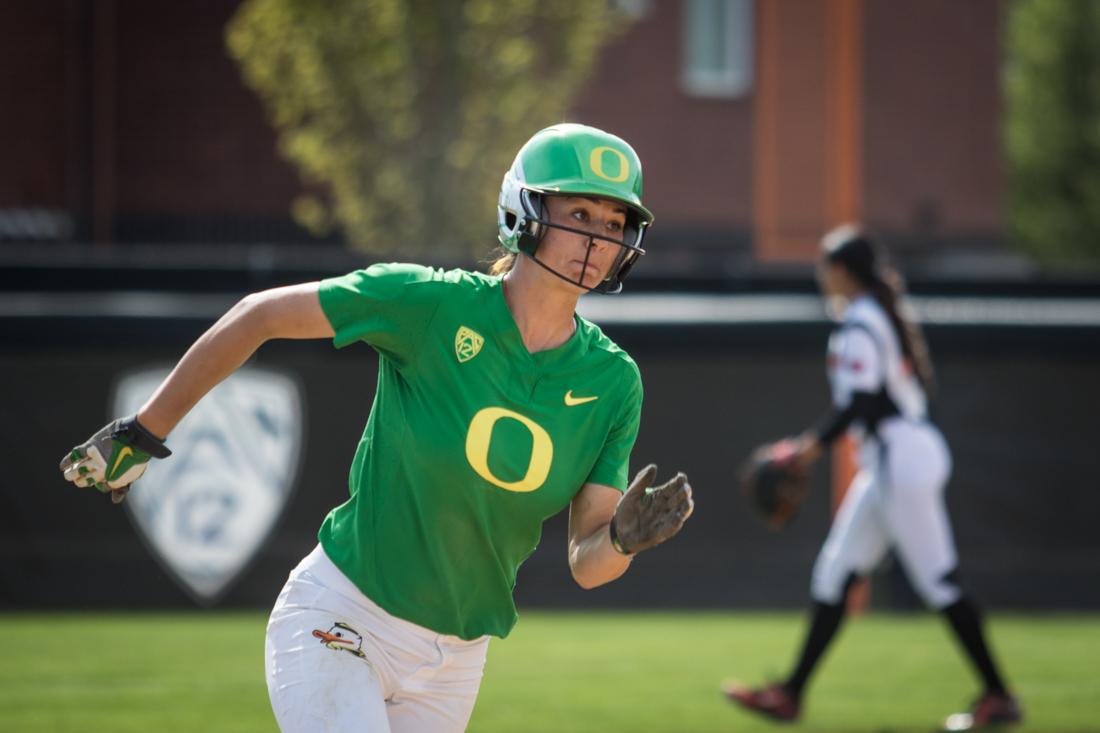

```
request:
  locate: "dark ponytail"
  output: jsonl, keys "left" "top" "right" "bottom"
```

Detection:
{"left": 823, "top": 225, "right": 935, "bottom": 393}
{"left": 868, "top": 268, "right": 935, "bottom": 393}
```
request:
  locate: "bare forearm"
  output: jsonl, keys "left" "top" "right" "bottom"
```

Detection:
{"left": 796, "top": 433, "right": 825, "bottom": 465}
{"left": 569, "top": 523, "right": 632, "bottom": 589}
{"left": 136, "top": 296, "right": 272, "bottom": 438}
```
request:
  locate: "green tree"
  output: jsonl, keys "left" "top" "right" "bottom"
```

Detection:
{"left": 227, "top": 0, "right": 629, "bottom": 257}
{"left": 1006, "top": 0, "right": 1100, "bottom": 264}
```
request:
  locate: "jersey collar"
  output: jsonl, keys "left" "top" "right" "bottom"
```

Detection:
{"left": 489, "top": 276, "right": 587, "bottom": 368}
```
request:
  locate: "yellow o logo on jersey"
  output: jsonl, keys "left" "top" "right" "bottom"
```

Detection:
{"left": 465, "top": 407, "right": 554, "bottom": 493}
{"left": 589, "top": 146, "right": 630, "bottom": 183}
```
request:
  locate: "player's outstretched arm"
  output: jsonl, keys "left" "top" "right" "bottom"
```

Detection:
{"left": 134, "top": 282, "right": 333, "bottom": 438}
{"left": 59, "top": 282, "right": 334, "bottom": 502}
{"left": 567, "top": 465, "right": 694, "bottom": 589}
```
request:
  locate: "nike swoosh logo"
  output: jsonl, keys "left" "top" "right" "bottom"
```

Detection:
{"left": 110, "top": 446, "right": 134, "bottom": 476}
{"left": 564, "top": 390, "right": 598, "bottom": 406}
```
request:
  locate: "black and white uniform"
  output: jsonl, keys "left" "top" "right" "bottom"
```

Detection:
{"left": 810, "top": 295, "right": 959, "bottom": 609}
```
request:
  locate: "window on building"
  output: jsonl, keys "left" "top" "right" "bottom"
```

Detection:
{"left": 682, "top": 0, "right": 754, "bottom": 98}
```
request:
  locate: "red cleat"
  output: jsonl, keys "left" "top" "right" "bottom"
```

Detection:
{"left": 942, "top": 691, "right": 1023, "bottom": 730}
{"left": 722, "top": 681, "right": 801, "bottom": 723}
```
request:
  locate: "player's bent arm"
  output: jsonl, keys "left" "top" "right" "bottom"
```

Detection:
{"left": 567, "top": 482, "right": 632, "bottom": 590}
{"left": 795, "top": 389, "right": 885, "bottom": 470}
{"left": 137, "top": 282, "right": 334, "bottom": 439}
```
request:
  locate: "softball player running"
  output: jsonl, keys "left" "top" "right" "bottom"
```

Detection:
{"left": 59, "top": 124, "right": 693, "bottom": 733}
{"left": 724, "top": 225, "right": 1021, "bottom": 731}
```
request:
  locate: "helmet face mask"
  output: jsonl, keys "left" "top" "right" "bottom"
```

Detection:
{"left": 497, "top": 124, "right": 653, "bottom": 294}
{"left": 515, "top": 189, "right": 646, "bottom": 294}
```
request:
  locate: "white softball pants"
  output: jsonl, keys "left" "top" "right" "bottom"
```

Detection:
{"left": 811, "top": 419, "right": 961, "bottom": 609}
{"left": 265, "top": 545, "right": 489, "bottom": 733}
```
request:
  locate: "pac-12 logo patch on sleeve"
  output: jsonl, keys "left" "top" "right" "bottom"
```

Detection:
{"left": 112, "top": 366, "right": 303, "bottom": 605}
{"left": 455, "top": 326, "right": 484, "bottom": 363}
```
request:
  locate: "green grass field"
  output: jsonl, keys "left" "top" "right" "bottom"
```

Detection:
{"left": 1, "top": 611, "right": 1097, "bottom": 732}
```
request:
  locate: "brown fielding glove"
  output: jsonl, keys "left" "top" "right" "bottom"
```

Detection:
{"left": 739, "top": 439, "right": 810, "bottom": 530}
{"left": 609, "top": 464, "right": 694, "bottom": 555}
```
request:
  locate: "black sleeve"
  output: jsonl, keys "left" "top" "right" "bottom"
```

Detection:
{"left": 810, "top": 392, "right": 879, "bottom": 446}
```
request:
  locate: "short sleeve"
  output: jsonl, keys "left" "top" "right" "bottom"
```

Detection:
{"left": 585, "top": 365, "right": 643, "bottom": 491}
{"left": 318, "top": 263, "right": 444, "bottom": 368}
{"left": 830, "top": 327, "right": 882, "bottom": 407}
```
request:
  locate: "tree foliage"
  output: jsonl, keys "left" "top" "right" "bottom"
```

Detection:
{"left": 227, "top": 0, "right": 628, "bottom": 256}
{"left": 1006, "top": 0, "right": 1100, "bottom": 263}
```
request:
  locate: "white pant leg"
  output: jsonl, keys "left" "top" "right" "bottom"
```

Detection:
{"left": 811, "top": 468, "right": 890, "bottom": 604}
{"left": 266, "top": 561, "right": 393, "bottom": 732}
{"left": 386, "top": 691, "right": 480, "bottom": 733}
{"left": 386, "top": 639, "right": 488, "bottom": 733}
{"left": 880, "top": 422, "right": 960, "bottom": 609}
{"left": 267, "top": 546, "right": 488, "bottom": 733}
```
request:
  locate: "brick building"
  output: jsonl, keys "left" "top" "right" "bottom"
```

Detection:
{"left": 0, "top": 0, "right": 1007, "bottom": 272}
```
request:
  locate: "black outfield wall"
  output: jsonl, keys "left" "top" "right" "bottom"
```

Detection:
{"left": 2, "top": 288, "right": 1098, "bottom": 612}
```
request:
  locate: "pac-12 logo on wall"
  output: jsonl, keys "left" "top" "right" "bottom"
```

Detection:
{"left": 112, "top": 366, "right": 303, "bottom": 605}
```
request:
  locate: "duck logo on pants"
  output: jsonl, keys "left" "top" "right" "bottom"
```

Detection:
{"left": 111, "top": 365, "right": 303, "bottom": 605}
{"left": 312, "top": 622, "right": 368, "bottom": 660}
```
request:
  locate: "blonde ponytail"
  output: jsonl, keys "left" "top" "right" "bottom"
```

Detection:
{"left": 488, "top": 251, "right": 516, "bottom": 276}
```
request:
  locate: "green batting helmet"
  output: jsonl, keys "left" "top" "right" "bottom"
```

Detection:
{"left": 497, "top": 123, "right": 653, "bottom": 293}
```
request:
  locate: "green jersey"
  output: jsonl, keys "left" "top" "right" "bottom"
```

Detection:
{"left": 316, "top": 263, "right": 642, "bottom": 640}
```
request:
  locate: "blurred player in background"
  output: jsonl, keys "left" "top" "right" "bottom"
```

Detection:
{"left": 724, "top": 225, "right": 1022, "bottom": 731}
{"left": 59, "top": 123, "right": 693, "bottom": 733}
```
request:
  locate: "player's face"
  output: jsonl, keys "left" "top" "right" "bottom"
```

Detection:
{"left": 539, "top": 196, "right": 627, "bottom": 291}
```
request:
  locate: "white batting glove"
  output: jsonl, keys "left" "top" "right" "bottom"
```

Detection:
{"left": 59, "top": 416, "right": 172, "bottom": 503}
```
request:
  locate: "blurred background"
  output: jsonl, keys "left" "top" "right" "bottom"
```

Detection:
{"left": 3, "top": 0, "right": 1099, "bottom": 618}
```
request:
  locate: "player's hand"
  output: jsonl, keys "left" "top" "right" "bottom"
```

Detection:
{"left": 788, "top": 434, "right": 824, "bottom": 474}
{"left": 609, "top": 464, "right": 694, "bottom": 555}
{"left": 739, "top": 438, "right": 812, "bottom": 531}
{"left": 59, "top": 416, "right": 172, "bottom": 504}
